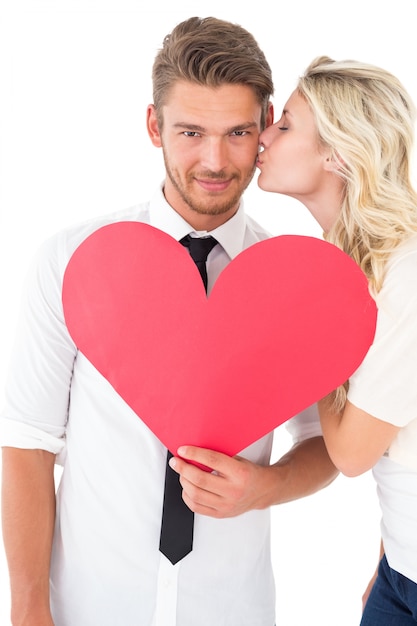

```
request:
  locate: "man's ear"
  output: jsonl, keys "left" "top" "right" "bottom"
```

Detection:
{"left": 265, "top": 101, "right": 274, "bottom": 128}
{"left": 146, "top": 104, "right": 162, "bottom": 147}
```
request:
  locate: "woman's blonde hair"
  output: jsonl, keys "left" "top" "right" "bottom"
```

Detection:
{"left": 298, "top": 56, "right": 417, "bottom": 409}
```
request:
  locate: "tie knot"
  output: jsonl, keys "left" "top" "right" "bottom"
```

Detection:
{"left": 180, "top": 234, "right": 218, "bottom": 264}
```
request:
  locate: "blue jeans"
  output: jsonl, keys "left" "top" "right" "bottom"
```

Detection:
{"left": 360, "top": 555, "right": 417, "bottom": 625}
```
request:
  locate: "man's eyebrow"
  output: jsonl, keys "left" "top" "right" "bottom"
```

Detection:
{"left": 173, "top": 121, "right": 258, "bottom": 133}
{"left": 173, "top": 123, "right": 206, "bottom": 132}
{"left": 226, "top": 121, "right": 259, "bottom": 133}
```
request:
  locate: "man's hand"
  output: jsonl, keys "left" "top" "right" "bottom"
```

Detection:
{"left": 169, "top": 446, "right": 268, "bottom": 518}
{"left": 169, "top": 437, "right": 338, "bottom": 519}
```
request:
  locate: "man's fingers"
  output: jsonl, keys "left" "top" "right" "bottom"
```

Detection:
{"left": 175, "top": 445, "right": 236, "bottom": 474}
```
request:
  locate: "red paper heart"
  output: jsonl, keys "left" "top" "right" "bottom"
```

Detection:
{"left": 62, "top": 222, "right": 377, "bottom": 456}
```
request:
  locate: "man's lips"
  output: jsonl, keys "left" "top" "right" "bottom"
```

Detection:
{"left": 195, "top": 177, "right": 234, "bottom": 192}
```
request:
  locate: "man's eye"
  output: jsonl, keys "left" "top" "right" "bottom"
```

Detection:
{"left": 231, "top": 130, "right": 248, "bottom": 136}
{"left": 183, "top": 131, "right": 200, "bottom": 137}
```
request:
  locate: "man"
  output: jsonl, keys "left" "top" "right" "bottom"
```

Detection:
{"left": 0, "top": 16, "right": 337, "bottom": 626}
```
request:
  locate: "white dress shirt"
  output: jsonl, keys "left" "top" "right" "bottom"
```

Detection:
{"left": 1, "top": 185, "right": 322, "bottom": 626}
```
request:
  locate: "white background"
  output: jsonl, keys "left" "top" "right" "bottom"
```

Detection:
{"left": 1, "top": 1, "right": 416, "bottom": 624}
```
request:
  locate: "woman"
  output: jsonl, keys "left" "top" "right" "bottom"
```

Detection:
{"left": 257, "top": 56, "right": 417, "bottom": 625}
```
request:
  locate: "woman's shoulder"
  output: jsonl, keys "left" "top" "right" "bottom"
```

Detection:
{"left": 383, "top": 234, "right": 417, "bottom": 289}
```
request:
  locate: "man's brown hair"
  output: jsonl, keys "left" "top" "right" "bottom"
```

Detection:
{"left": 152, "top": 16, "right": 274, "bottom": 128}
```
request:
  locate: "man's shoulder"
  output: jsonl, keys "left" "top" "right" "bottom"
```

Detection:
{"left": 32, "top": 200, "right": 152, "bottom": 278}
{"left": 66, "top": 201, "right": 151, "bottom": 239}
{"left": 49, "top": 200, "right": 152, "bottom": 255}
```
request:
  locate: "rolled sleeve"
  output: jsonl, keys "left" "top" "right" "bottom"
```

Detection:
{"left": 0, "top": 233, "right": 77, "bottom": 456}
{"left": 0, "top": 417, "right": 66, "bottom": 454}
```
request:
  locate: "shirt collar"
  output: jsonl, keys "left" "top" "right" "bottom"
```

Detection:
{"left": 149, "top": 182, "right": 247, "bottom": 260}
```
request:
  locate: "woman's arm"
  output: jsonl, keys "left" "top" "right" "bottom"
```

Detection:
{"left": 362, "top": 539, "right": 384, "bottom": 611}
{"left": 318, "top": 398, "right": 400, "bottom": 476}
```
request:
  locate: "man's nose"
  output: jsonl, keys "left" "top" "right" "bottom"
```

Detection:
{"left": 200, "top": 138, "right": 229, "bottom": 171}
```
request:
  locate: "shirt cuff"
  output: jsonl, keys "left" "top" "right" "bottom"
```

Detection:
{"left": 0, "top": 417, "right": 66, "bottom": 458}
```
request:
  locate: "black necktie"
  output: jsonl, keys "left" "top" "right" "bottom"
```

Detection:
{"left": 159, "top": 234, "right": 218, "bottom": 565}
